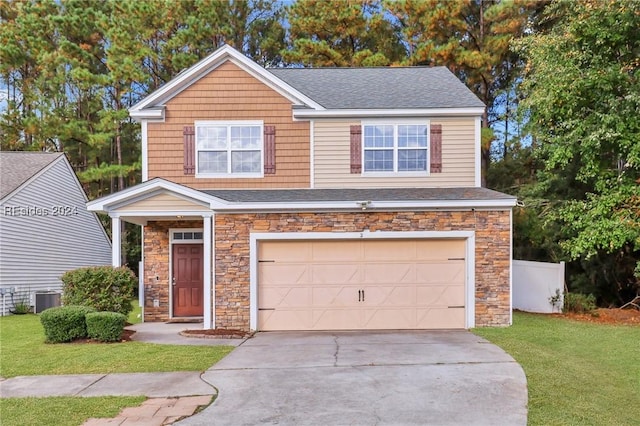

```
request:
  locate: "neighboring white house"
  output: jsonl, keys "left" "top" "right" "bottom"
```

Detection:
{"left": 0, "top": 152, "right": 112, "bottom": 315}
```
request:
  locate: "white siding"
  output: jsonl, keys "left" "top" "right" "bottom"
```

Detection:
{"left": 313, "top": 119, "right": 476, "bottom": 188}
{"left": 0, "top": 158, "right": 112, "bottom": 315}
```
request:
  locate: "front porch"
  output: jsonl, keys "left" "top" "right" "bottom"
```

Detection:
{"left": 88, "top": 179, "right": 217, "bottom": 329}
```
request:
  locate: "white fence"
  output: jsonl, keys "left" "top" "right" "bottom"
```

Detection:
{"left": 513, "top": 260, "right": 565, "bottom": 313}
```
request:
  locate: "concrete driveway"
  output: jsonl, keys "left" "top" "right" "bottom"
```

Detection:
{"left": 177, "top": 330, "right": 527, "bottom": 426}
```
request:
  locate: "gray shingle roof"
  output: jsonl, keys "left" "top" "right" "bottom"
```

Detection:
{"left": 0, "top": 152, "right": 63, "bottom": 200}
{"left": 202, "top": 187, "right": 514, "bottom": 203}
{"left": 268, "top": 66, "right": 485, "bottom": 110}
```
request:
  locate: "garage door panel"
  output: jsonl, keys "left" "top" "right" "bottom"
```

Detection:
{"left": 259, "top": 309, "right": 312, "bottom": 331}
{"left": 363, "top": 263, "right": 415, "bottom": 284}
{"left": 312, "top": 287, "right": 359, "bottom": 307}
{"left": 363, "top": 240, "right": 417, "bottom": 260}
{"left": 416, "top": 308, "right": 465, "bottom": 329}
{"left": 311, "top": 241, "right": 361, "bottom": 261}
{"left": 363, "top": 286, "right": 414, "bottom": 306}
{"left": 311, "top": 264, "right": 360, "bottom": 284}
{"left": 258, "top": 239, "right": 467, "bottom": 331}
{"left": 312, "top": 309, "right": 362, "bottom": 330}
{"left": 416, "top": 240, "right": 465, "bottom": 260}
{"left": 261, "top": 286, "right": 310, "bottom": 309}
{"left": 416, "top": 285, "right": 465, "bottom": 306}
{"left": 362, "top": 308, "right": 415, "bottom": 329}
{"left": 260, "top": 241, "right": 311, "bottom": 261}
{"left": 259, "top": 264, "right": 309, "bottom": 285}
{"left": 415, "top": 262, "right": 465, "bottom": 284}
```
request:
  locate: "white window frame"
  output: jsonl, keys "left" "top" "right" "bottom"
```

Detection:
{"left": 361, "top": 120, "right": 430, "bottom": 176}
{"left": 170, "top": 228, "right": 204, "bottom": 244}
{"left": 195, "top": 120, "right": 264, "bottom": 178}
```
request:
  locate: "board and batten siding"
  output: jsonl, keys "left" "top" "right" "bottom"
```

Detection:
{"left": 313, "top": 119, "right": 476, "bottom": 188}
{"left": 147, "top": 61, "right": 310, "bottom": 190}
{"left": 0, "top": 158, "right": 112, "bottom": 314}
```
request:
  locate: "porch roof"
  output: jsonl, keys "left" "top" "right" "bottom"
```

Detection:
{"left": 201, "top": 187, "right": 515, "bottom": 203}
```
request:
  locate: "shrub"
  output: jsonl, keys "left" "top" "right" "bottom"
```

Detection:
{"left": 40, "top": 305, "right": 96, "bottom": 343}
{"left": 61, "top": 266, "right": 136, "bottom": 316}
{"left": 86, "top": 311, "right": 127, "bottom": 342}
{"left": 564, "top": 292, "right": 597, "bottom": 314}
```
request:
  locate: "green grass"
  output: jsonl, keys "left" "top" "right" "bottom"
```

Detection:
{"left": 473, "top": 312, "right": 640, "bottom": 426}
{"left": 0, "top": 314, "right": 234, "bottom": 378}
{"left": 0, "top": 396, "right": 145, "bottom": 426}
{"left": 127, "top": 299, "right": 142, "bottom": 324}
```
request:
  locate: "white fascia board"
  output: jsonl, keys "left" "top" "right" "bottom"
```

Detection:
{"left": 129, "top": 108, "right": 165, "bottom": 121}
{"left": 86, "top": 178, "right": 217, "bottom": 212}
{"left": 129, "top": 45, "right": 324, "bottom": 117}
{"left": 211, "top": 198, "right": 517, "bottom": 212}
{"left": 292, "top": 107, "right": 485, "bottom": 119}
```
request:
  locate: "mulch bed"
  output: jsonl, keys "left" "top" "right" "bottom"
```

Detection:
{"left": 554, "top": 308, "right": 640, "bottom": 326}
{"left": 71, "top": 308, "right": 639, "bottom": 345}
{"left": 180, "top": 329, "right": 253, "bottom": 339}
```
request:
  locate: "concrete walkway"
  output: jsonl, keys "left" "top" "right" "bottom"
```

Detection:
{"left": 0, "top": 322, "right": 247, "bottom": 425}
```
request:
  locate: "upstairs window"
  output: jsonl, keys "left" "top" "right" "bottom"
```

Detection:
{"left": 363, "top": 124, "right": 429, "bottom": 173}
{"left": 195, "top": 121, "right": 263, "bottom": 177}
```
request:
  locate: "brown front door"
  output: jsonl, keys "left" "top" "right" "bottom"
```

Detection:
{"left": 172, "top": 244, "right": 204, "bottom": 317}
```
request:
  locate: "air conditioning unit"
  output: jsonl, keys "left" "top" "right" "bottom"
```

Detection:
{"left": 35, "top": 292, "right": 61, "bottom": 313}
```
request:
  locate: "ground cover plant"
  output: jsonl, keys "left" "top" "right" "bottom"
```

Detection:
{"left": 0, "top": 314, "right": 234, "bottom": 378}
{"left": 473, "top": 311, "right": 640, "bottom": 425}
{"left": 0, "top": 396, "right": 145, "bottom": 426}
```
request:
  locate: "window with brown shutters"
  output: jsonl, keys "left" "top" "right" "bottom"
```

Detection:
{"left": 183, "top": 126, "right": 195, "bottom": 175}
{"left": 350, "top": 125, "right": 362, "bottom": 174}
{"left": 430, "top": 124, "right": 442, "bottom": 173}
{"left": 264, "top": 125, "right": 276, "bottom": 174}
{"left": 193, "top": 121, "right": 264, "bottom": 176}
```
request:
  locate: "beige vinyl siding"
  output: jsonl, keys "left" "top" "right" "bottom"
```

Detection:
{"left": 313, "top": 119, "right": 476, "bottom": 188}
{"left": 115, "top": 193, "right": 211, "bottom": 212}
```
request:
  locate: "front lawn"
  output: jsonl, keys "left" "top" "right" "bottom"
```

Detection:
{"left": 0, "top": 396, "right": 145, "bottom": 426}
{"left": 473, "top": 312, "right": 640, "bottom": 426}
{"left": 0, "top": 314, "right": 233, "bottom": 378}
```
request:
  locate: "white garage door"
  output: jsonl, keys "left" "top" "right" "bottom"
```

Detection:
{"left": 258, "top": 239, "right": 466, "bottom": 331}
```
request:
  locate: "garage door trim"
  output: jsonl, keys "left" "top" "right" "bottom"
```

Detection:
{"left": 249, "top": 231, "right": 475, "bottom": 331}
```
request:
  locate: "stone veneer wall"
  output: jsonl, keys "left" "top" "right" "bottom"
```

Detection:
{"left": 214, "top": 210, "right": 512, "bottom": 331}
{"left": 143, "top": 220, "right": 202, "bottom": 321}
{"left": 142, "top": 212, "right": 511, "bottom": 327}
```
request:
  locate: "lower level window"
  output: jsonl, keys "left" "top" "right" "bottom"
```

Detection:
{"left": 363, "top": 124, "right": 428, "bottom": 172}
{"left": 196, "top": 122, "right": 262, "bottom": 175}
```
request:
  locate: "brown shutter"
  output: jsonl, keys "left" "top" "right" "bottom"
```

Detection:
{"left": 430, "top": 124, "right": 442, "bottom": 173}
{"left": 264, "top": 125, "right": 276, "bottom": 174}
{"left": 350, "top": 125, "right": 362, "bottom": 174}
{"left": 183, "top": 126, "right": 195, "bottom": 175}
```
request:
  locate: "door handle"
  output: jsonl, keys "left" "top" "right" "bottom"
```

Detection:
{"left": 362, "top": 289, "right": 365, "bottom": 302}
{"left": 172, "top": 277, "right": 176, "bottom": 286}
{"left": 358, "top": 289, "right": 365, "bottom": 302}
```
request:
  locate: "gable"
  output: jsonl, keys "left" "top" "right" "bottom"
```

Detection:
{"left": 0, "top": 152, "right": 63, "bottom": 201}
{"left": 114, "top": 192, "right": 211, "bottom": 213}
{"left": 166, "top": 61, "right": 296, "bottom": 114}
{"left": 146, "top": 61, "right": 311, "bottom": 189}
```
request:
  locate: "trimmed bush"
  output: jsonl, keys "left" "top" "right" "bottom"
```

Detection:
{"left": 40, "top": 305, "right": 96, "bottom": 343}
{"left": 86, "top": 311, "right": 127, "bottom": 342}
{"left": 564, "top": 292, "right": 597, "bottom": 314}
{"left": 61, "top": 266, "right": 136, "bottom": 316}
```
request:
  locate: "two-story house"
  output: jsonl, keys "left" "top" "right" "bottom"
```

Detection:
{"left": 88, "top": 45, "right": 516, "bottom": 331}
